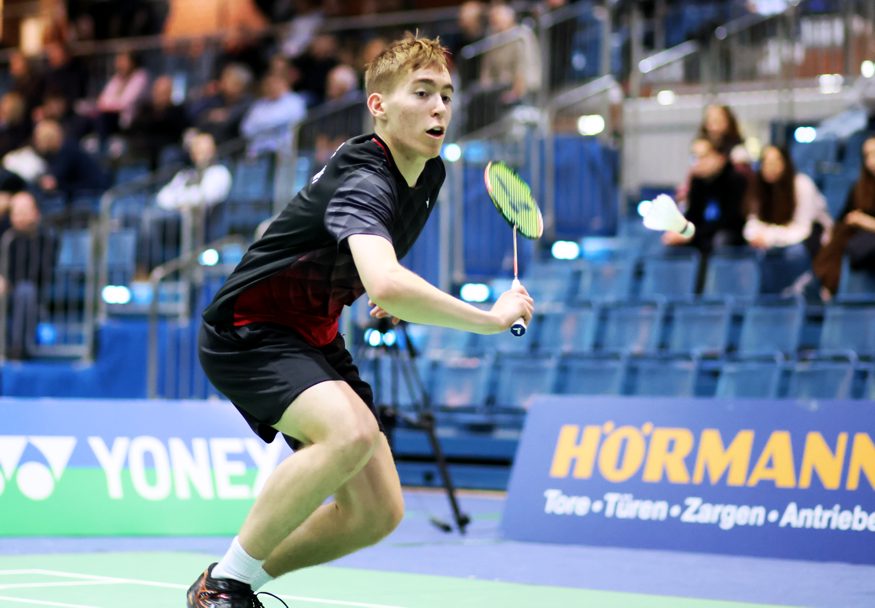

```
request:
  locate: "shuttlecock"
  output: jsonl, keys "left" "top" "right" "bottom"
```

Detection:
{"left": 642, "top": 194, "right": 695, "bottom": 238}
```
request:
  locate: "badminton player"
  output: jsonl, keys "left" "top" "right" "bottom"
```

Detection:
{"left": 187, "top": 34, "right": 534, "bottom": 607}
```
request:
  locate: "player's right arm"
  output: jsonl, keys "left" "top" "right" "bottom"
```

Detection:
{"left": 349, "top": 233, "right": 532, "bottom": 335}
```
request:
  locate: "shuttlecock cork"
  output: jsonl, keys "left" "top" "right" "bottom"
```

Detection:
{"left": 641, "top": 194, "right": 695, "bottom": 238}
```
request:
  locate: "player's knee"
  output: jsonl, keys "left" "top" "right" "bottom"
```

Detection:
{"left": 359, "top": 499, "right": 404, "bottom": 546}
{"left": 331, "top": 421, "right": 380, "bottom": 474}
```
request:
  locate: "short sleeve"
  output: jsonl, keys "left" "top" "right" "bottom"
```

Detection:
{"left": 325, "top": 168, "right": 396, "bottom": 247}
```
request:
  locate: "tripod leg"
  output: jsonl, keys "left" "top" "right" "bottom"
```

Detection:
{"left": 417, "top": 411, "right": 471, "bottom": 534}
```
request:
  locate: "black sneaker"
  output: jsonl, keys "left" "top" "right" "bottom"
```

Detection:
{"left": 186, "top": 563, "right": 261, "bottom": 608}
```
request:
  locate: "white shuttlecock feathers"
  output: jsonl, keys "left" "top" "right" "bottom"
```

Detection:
{"left": 641, "top": 194, "right": 696, "bottom": 238}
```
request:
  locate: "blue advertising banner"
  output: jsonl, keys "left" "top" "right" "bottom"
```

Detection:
{"left": 0, "top": 398, "right": 291, "bottom": 535}
{"left": 501, "top": 397, "right": 875, "bottom": 565}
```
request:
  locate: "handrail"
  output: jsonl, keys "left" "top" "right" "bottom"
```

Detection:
{"left": 547, "top": 74, "right": 619, "bottom": 112}
{"left": 460, "top": 24, "right": 535, "bottom": 60}
{"left": 638, "top": 40, "right": 700, "bottom": 75}
{"left": 146, "top": 234, "right": 247, "bottom": 398}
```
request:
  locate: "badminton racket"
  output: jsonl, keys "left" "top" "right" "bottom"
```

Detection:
{"left": 483, "top": 161, "right": 544, "bottom": 336}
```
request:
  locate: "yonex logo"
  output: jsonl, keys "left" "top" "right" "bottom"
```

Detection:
{"left": 0, "top": 436, "right": 76, "bottom": 500}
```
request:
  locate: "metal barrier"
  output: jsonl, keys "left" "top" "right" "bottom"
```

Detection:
{"left": 146, "top": 235, "right": 246, "bottom": 399}
{"left": 0, "top": 222, "right": 97, "bottom": 362}
{"left": 633, "top": 0, "right": 875, "bottom": 98}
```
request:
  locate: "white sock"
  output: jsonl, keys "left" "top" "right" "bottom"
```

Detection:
{"left": 212, "top": 537, "right": 264, "bottom": 586}
{"left": 249, "top": 566, "right": 275, "bottom": 591}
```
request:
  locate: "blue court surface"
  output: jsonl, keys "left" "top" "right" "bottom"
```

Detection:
{"left": 1, "top": 489, "right": 873, "bottom": 607}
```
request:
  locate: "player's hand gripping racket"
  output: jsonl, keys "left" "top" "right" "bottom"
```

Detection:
{"left": 484, "top": 161, "right": 544, "bottom": 336}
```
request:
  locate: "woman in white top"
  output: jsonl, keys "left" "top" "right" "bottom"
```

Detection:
{"left": 743, "top": 145, "right": 833, "bottom": 250}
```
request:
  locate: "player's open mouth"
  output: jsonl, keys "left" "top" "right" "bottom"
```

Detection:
{"left": 426, "top": 127, "right": 445, "bottom": 138}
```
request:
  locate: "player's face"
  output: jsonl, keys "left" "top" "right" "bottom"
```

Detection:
{"left": 380, "top": 65, "right": 453, "bottom": 162}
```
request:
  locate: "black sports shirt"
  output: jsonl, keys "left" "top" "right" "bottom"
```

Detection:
{"left": 203, "top": 133, "right": 445, "bottom": 346}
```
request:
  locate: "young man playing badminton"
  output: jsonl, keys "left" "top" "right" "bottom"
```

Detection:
{"left": 187, "top": 34, "right": 534, "bottom": 607}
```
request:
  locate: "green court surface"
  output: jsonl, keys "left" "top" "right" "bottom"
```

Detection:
{"left": 0, "top": 553, "right": 795, "bottom": 608}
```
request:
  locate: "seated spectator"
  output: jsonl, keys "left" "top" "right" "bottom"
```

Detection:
{"left": 743, "top": 145, "right": 832, "bottom": 253}
{"left": 664, "top": 137, "right": 748, "bottom": 255}
{"left": 698, "top": 103, "right": 752, "bottom": 166}
{"left": 0, "top": 93, "right": 32, "bottom": 158}
{"left": 9, "top": 52, "right": 45, "bottom": 117}
{"left": 190, "top": 63, "right": 254, "bottom": 145}
{"left": 42, "top": 42, "right": 89, "bottom": 110}
{"left": 38, "top": 93, "right": 93, "bottom": 142}
{"left": 0, "top": 191, "right": 58, "bottom": 360}
{"left": 125, "top": 76, "right": 191, "bottom": 170}
{"left": 309, "top": 64, "right": 364, "bottom": 164}
{"left": 814, "top": 134, "right": 875, "bottom": 297}
{"left": 279, "top": 0, "right": 324, "bottom": 59}
{"left": 140, "top": 132, "right": 232, "bottom": 271}
{"left": 240, "top": 73, "right": 306, "bottom": 156}
{"left": 95, "top": 50, "right": 151, "bottom": 139}
{"left": 290, "top": 33, "right": 340, "bottom": 107}
{"left": 479, "top": 4, "right": 541, "bottom": 106}
{"left": 445, "top": 1, "right": 487, "bottom": 89}
{"left": 32, "top": 119, "right": 107, "bottom": 199}
{"left": 214, "top": 25, "right": 269, "bottom": 81}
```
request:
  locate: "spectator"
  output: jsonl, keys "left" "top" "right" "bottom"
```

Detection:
{"left": 39, "top": 93, "right": 93, "bottom": 142}
{"left": 141, "top": 132, "right": 232, "bottom": 270}
{"left": 191, "top": 63, "right": 254, "bottom": 145}
{"left": 279, "top": 0, "right": 325, "bottom": 58}
{"left": 214, "top": 25, "right": 269, "bottom": 81}
{"left": 9, "top": 51, "right": 45, "bottom": 116}
{"left": 479, "top": 4, "right": 541, "bottom": 106}
{"left": 310, "top": 64, "right": 365, "bottom": 163}
{"left": 0, "top": 191, "right": 58, "bottom": 360}
{"left": 697, "top": 104, "right": 752, "bottom": 166}
{"left": 664, "top": 137, "right": 748, "bottom": 259}
{"left": 743, "top": 145, "right": 832, "bottom": 253}
{"left": 95, "top": 50, "right": 151, "bottom": 138}
{"left": 445, "top": 1, "right": 487, "bottom": 88}
{"left": 42, "top": 42, "right": 89, "bottom": 109}
{"left": 0, "top": 93, "right": 32, "bottom": 159}
{"left": 290, "top": 33, "right": 341, "bottom": 107}
{"left": 125, "top": 76, "right": 191, "bottom": 170}
{"left": 814, "top": 134, "right": 875, "bottom": 297}
{"left": 240, "top": 73, "right": 307, "bottom": 156}
{"left": 32, "top": 120, "right": 107, "bottom": 198}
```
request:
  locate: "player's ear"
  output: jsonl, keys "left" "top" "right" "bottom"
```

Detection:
{"left": 367, "top": 92, "right": 386, "bottom": 122}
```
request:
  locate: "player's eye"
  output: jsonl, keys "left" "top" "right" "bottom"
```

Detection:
{"left": 415, "top": 90, "right": 428, "bottom": 97}
{"left": 442, "top": 95, "right": 452, "bottom": 104}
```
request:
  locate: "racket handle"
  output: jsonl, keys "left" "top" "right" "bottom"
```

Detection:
{"left": 510, "top": 278, "right": 527, "bottom": 337}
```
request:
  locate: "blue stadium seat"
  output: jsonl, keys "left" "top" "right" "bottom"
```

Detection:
{"left": 534, "top": 306, "right": 598, "bottom": 354}
{"left": 491, "top": 353, "right": 558, "bottom": 411}
{"left": 758, "top": 245, "right": 812, "bottom": 295}
{"left": 624, "top": 355, "right": 697, "bottom": 397}
{"left": 575, "top": 256, "right": 635, "bottom": 303}
{"left": 599, "top": 302, "right": 663, "bottom": 355}
{"left": 715, "top": 357, "right": 783, "bottom": 399}
{"left": 106, "top": 229, "right": 137, "bottom": 286}
{"left": 50, "top": 229, "right": 92, "bottom": 304}
{"left": 791, "top": 138, "right": 839, "bottom": 178}
{"left": 665, "top": 300, "right": 732, "bottom": 356}
{"left": 638, "top": 247, "right": 700, "bottom": 301}
{"left": 702, "top": 247, "right": 760, "bottom": 300}
{"left": 837, "top": 259, "right": 875, "bottom": 301}
{"left": 820, "top": 302, "right": 875, "bottom": 359}
{"left": 786, "top": 356, "right": 856, "bottom": 400}
{"left": 555, "top": 354, "right": 624, "bottom": 396}
{"left": 863, "top": 366, "right": 875, "bottom": 401}
{"left": 113, "top": 163, "right": 151, "bottom": 187}
{"left": 490, "top": 274, "right": 573, "bottom": 308}
{"left": 819, "top": 173, "right": 854, "bottom": 219}
{"left": 405, "top": 325, "right": 474, "bottom": 358}
{"left": 737, "top": 297, "right": 804, "bottom": 357}
{"left": 472, "top": 321, "right": 533, "bottom": 355}
{"left": 429, "top": 356, "right": 491, "bottom": 410}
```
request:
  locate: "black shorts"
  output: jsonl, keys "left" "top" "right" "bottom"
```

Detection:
{"left": 198, "top": 321, "right": 379, "bottom": 448}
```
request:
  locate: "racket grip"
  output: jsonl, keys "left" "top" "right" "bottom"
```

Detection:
{"left": 510, "top": 278, "right": 527, "bottom": 337}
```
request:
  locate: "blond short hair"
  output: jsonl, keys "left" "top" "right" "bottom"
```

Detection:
{"left": 364, "top": 33, "right": 449, "bottom": 96}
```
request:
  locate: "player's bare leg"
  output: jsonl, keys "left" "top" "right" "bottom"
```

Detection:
{"left": 237, "top": 380, "right": 383, "bottom": 560}
{"left": 259, "top": 433, "right": 404, "bottom": 575}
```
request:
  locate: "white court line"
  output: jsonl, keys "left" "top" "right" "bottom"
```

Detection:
{"left": 0, "top": 581, "right": 118, "bottom": 591}
{"left": 0, "top": 596, "right": 100, "bottom": 608}
{"left": 0, "top": 569, "right": 409, "bottom": 608}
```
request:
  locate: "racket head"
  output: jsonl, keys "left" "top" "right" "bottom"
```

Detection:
{"left": 484, "top": 161, "right": 544, "bottom": 240}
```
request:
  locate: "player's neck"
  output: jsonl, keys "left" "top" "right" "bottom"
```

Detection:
{"left": 376, "top": 130, "right": 426, "bottom": 187}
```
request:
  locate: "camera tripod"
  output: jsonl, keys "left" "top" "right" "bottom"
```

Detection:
{"left": 364, "top": 319, "right": 470, "bottom": 534}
